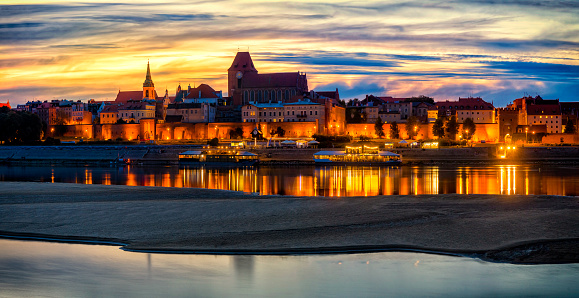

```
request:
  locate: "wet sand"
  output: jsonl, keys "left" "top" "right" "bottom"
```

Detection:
{"left": 0, "top": 182, "right": 578, "bottom": 264}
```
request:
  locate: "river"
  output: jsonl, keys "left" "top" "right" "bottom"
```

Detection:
{"left": 0, "top": 239, "right": 577, "bottom": 297}
{"left": 1, "top": 164, "right": 578, "bottom": 196}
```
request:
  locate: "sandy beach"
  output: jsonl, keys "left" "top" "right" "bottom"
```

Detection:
{"left": 0, "top": 181, "right": 578, "bottom": 264}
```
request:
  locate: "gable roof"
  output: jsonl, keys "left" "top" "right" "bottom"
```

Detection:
{"left": 114, "top": 91, "right": 143, "bottom": 103}
{"left": 228, "top": 52, "right": 257, "bottom": 72}
{"left": 185, "top": 84, "right": 219, "bottom": 99}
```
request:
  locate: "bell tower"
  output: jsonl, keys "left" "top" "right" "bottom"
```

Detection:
{"left": 143, "top": 61, "right": 155, "bottom": 100}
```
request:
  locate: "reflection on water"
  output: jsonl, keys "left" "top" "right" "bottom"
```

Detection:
{"left": 0, "top": 239, "right": 578, "bottom": 297}
{"left": 1, "top": 164, "right": 578, "bottom": 196}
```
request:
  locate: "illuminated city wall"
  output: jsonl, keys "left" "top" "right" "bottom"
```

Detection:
{"left": 344, "top": 123, "right": 499, "bottom": 141}
{"left": 57, "top": 120, "right": 499, "bottom": 141}
{"left": 99, "top": 123, "right": 140, "bottom": 140}
{"left": 47, "top": 124, "right": 94, "bottom": 139}
{"left": 542, "top": 133, "right": 579, "bottom": 144}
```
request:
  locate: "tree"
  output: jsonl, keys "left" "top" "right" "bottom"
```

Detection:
{"left": 116, "top": 118, "right": 127, "bottom": 124}
{"left": 346, "top": 107, "right": 365, "bottom": 123}
{"left": 374, "top": 117, "right": 385, "bottom": 138}
{"left": 0, "top": 109, "right": 43, "bottom": 144}
{"left": 445, "top": 116, "right": 459, "bottom": 140}
{"left": 564, "top": 117, "right": 576, "bottom": 134}
{"left": 53, "top": 110, "right": 70, "bottom": 126}
{"left": 229, "top": 127, "right": 244, "bottom": 139}
{"left": 462, "top": 118, "right": 476, "bottom": 140}
{"left": 405, "top": 95, "right": 435, "bottom": 104}
{"left": 390, "top": 121, "right": 400, "bottom": 139}
{"left": 405, "top": 116, "right": 420, "bottom": 140}
{"left": 275, "top": 126, "right": 285, "bottom": 137}
{"left": 432, "top": 117, "right": 445, "bottom": 139}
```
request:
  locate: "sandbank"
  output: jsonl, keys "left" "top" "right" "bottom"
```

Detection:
{"left": 0, "top": 182, "right": 578, "bottom": 264}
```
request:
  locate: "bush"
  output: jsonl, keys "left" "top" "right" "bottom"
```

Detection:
{"left": 43, "top": 137, "right": 61, "bottom": 145}
{"left": 208, "top": 137, "right": 219, "bottom": 146}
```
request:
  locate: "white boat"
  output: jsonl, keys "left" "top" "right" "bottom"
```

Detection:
{"left": 313, "top": 145, "right": 401, "bottom": 166}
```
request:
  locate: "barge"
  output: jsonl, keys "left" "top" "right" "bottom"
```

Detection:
{"left": 179, "top": 149, "right": 259, "bottom": 167}
{"left": 313, "top": 145, "right": 401, "bottom": 166}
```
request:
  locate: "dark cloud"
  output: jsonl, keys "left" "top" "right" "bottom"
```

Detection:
{"left": 256, "top": 52, "right": 399, "bottom": 68}
{"left": 0, "top": 22, "right": 43, "bottom": 29}
{"left": 456, "top": 0, "right": 579, "bottom": 9}
{"left": 484, "top": 61, "right": 579, "bottom": 81}
{"left": 313, "top": 80, "right": 387, "bottom": 100}
{"left": 91, "top": 13, "right": 215, "bottom": 24}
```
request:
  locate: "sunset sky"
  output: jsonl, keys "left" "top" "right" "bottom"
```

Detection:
{"left": 1, "top": 0, "right": 578, "bottom": 106}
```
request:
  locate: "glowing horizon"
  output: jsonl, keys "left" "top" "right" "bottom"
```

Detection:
{"left": 1, "top": 0, "right": 578, "bottom": 106}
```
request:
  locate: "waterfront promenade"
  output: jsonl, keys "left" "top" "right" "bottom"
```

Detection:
{"left": 0, "top": 182, "right": 577, "bottom": 264}
{"left": 1, "top": 145, "right": 579, "bottom": 165}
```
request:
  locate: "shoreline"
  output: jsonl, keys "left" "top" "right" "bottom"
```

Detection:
{"left": 2, "top": 145, "right": 579, "bottom": 166}
{"left": 2, "top": 230, "right": 578, "bottom": 265}
{"left": 1, "top": 182, "right": 578, "bottom": 264}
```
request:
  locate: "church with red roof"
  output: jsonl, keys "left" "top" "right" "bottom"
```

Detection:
{"left": 228, "top": 52, "right": 308, "bottom": 106}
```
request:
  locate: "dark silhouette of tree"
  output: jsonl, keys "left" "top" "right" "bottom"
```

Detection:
{"left": 374, "top": 117, "right": 385, "bottom": 138}
{"left": 275, "top": 126, "right": 285, "bottom": 137}
{"left": 405, "top": 116, "right": 420, "bottom": 139}
{"left": 445, "top": 116, "right": 459, "bottom": 140}
{"left": 53, "top": 110, "right": 70, "bottom": 126}
{"left": 390, "top": 121, "right": 400, "bottom": 139}
{"left": 405, "top": 95, "right": 435, "bottom": 104}
{"left": 462, "top": 118, "right": 476, "bottom": 140}
{"left": 116, "top": 118, "right": 127, "bottom": 124}
{"left": 229, "top": 127, "right": 244, "bottom": 139}
{"left": 432, "top": 117, "right": 445, "bottom": 139}
{"left": 564, "top": 117, "right": 576, "bottom": 134}
{"left": 0, "top": 108, "right": 43, "bottom": 144}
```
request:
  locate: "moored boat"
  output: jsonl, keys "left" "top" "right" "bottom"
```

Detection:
{"left": 313, "top": 145, "right": 401, "bottom": 166}
{"left": 179, "top": 149, "right": 259, "bottom": 167}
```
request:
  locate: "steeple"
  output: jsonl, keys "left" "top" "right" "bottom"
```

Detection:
{"left": 142, "top": 60, "right": 155, "bottom": 100}
{"left": 143, "top": 60, "right": 154, "bottom": 88}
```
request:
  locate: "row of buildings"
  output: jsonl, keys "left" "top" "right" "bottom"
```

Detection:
{"left": 9, "top": 52, "right": 578, "bottom": 142}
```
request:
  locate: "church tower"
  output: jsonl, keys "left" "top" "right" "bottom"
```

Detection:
{"left": 143, "top": 61, "right": 155, "bottom": 100}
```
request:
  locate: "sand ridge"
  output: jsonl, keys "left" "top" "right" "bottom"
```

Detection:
{"left": 1, "top": 182, "right": 578, "bottom": 263}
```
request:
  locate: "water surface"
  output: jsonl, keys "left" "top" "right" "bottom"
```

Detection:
{"left": 0, "top": 239, "right": 577, "bottom": 297}
{"left": 1, "top": 164, "right": 578, "bottom": 196}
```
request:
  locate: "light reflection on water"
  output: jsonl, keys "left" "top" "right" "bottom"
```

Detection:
{"left": 0, "top": 239, "right": 577, "bottom": 297}
{"left": 1, "top": 165, "right": 578, "bottom": 196}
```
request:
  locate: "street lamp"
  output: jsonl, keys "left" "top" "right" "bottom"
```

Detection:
{"left": 414, "top": 126, "right": 417, "bottom": 140}
{"left": 525, "top": 127, "right": 528, "bottom": 144}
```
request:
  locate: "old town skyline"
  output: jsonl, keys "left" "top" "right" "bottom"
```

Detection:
{"left": 1, "top": 0, "right": 578, "bottom": 106}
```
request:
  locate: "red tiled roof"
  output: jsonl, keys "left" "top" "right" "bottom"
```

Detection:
{"left": 435, "top": 97, "right": 494, "bottom": 110}
{"left": 527, "top": 104, "right": 561, "bottom": 115}
{"left": 186, "top": 84, "right": 219, "bottom": 99}
{"left": 242, "top": 72, "right": 302, "bottom": 88}
{"left": 114, "top": 91, "right": 143, "bottom": 103}
{"left": 101, "top": 105, "right": 120, "bottom": 113}
{"left": 118, "top": 102, "right": 153, "bottom": 110}
{"left": 228, "top": 52, "right": 257, "bottom": 72}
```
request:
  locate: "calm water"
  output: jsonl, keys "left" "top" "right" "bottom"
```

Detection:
{"left": 0, "top": 239, "right": 577, "bottom": 298}
{"left": 1, "top": 164, "right": 578, "bottom": 196}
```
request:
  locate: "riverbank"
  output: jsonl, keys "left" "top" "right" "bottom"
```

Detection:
{"left": 2, "top": 145, "right": 579, "bottom": 166}
{"left": 0, "top": 182, "right": 577, "bottom": 264}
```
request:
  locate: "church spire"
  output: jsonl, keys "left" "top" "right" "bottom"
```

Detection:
{"left": 143, "top": 60, "right": 154, "bottom": 88}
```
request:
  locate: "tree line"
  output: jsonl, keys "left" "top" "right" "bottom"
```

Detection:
{"left": 0, "top": 107, "right": 44, "bottom": 144}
